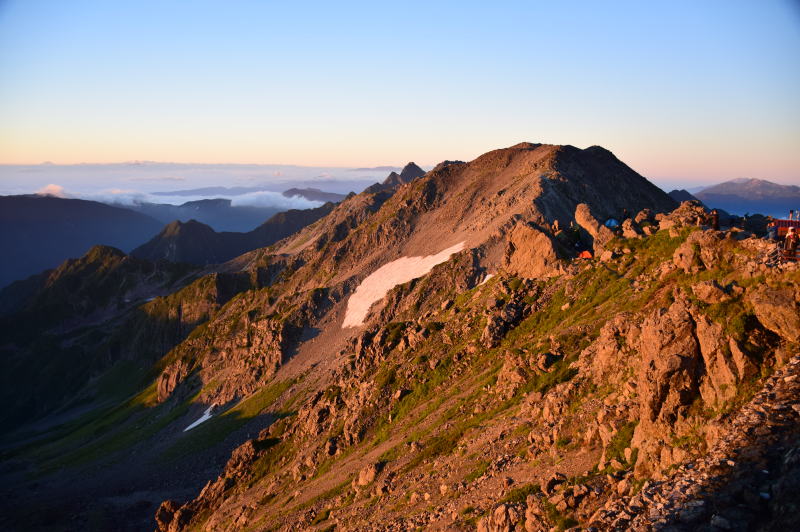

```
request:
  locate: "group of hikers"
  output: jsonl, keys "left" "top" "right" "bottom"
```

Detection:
{"left": 709, "top": 208, "right": 799, "bottom": 262}
{"left": 766, "top": 214, "right": 799, "bottom": 262}
{"left": 551, "top": 205, "right": 799, "bottom": 263}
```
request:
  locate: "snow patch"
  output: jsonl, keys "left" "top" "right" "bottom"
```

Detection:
{"left": 342, "top": 242, "right": 465, "bottom": 328}
{"left": 183, "top": 405, "right": 215, "bottom": 432}
{"left": 480, "top": 273, "right": 495, "bottom": 285}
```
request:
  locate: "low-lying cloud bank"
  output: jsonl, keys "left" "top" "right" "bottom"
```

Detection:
{"left": 35, "top": 183, "right": 68, "bottom": 198}
{"left": 34, "top": 184, "right": 322, "bottom": 210}
{"left": 231, "top": 190, "right": 321, "bottom": 210}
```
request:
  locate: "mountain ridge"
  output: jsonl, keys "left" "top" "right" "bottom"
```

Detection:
{"left": 695, "top": 177, "right": 800, "bottom": 216}
{"left": 131, "top": 203, "right": 336, "bottom": 265}
{"left": 0, "top": 195, "right": 164, "bottom": 288}
{"left": 1, "top": 143, "right": 796, "bottom": 532}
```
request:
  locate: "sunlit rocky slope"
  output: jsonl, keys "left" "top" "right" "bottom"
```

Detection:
{"left": 1, "top": 143, "right": 797, "bottom": 532}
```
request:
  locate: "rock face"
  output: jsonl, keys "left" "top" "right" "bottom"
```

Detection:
{"left": 131, "top": 203, "right": 335, "bottom": 265}
{"left": 629, "top": 293, "right": 765, "bottom": 477}
{"left": 503, "top": 223, "right": 564, "bottom": 279}
{"left": 747, "top": 285, "right": 800, "bottom": 343}
{"left": 138, "top": 150, "right": 795, "bottom": 532}
{"left": 574, "top": 203, "right": 616, "bottom": 254}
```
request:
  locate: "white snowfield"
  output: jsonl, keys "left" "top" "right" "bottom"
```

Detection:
{"left": 183, "top": 405, "right": 215, "bottom": 432}
{"left": 480, "top": 273, "right": 495, "bottom": 285}
{"left": 342, "top": 242, "right": 465, "bottom": 328}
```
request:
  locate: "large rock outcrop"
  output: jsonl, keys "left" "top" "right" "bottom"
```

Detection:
{"left": 574, "top": 203, "right": 616, "bottom": 254}
{"left": 503, "top": 223, "right": 565, "bottom": 279}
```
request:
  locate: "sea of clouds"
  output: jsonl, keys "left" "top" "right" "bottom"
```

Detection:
{"left": 32, "top": 183, "right": 325, "bottom": 210}
{"left": 0, "top": 162, "right": 386, "bottom": 209}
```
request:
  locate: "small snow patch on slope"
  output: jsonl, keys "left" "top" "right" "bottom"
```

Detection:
{"left": 184, "top": 405, "right": 214, "bottom": 432}
{"left": 342, "top": 242, "right": 465, "bottom": 328}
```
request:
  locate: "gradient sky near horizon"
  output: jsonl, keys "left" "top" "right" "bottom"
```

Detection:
{"left": 1, "top": 0, "right": 799, "bottom": 186}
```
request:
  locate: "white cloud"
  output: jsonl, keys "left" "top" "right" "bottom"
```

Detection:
{"left": 230, "top": 190, "right": 322, "bottom": 210}
{"left": 81, "top": 188, "right": 151, "bottom": 205}
{"left": 35, "top": 183, "right": 68, "bottom": 198}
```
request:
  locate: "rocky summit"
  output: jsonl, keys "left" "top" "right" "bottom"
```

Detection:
{"left": 0, "top": 143, "right": 797, "bottom": 532}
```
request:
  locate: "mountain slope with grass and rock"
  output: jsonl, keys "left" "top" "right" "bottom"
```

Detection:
{"left": 1, "top": 143, "right": 797, "bottom": 532}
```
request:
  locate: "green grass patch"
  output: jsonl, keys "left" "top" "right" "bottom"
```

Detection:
{"left": 605, "top": 420, "right": 638, "bottom": 466}
{"left": 160, "top": 379, "right": 293, "bottom": 461}
{"left": 499, "top": 483, "right": 540, "bottom": 504}
{"left": 463, "top": 459, "right": 490, "bottom": 483}
{"left": 311, "top": 508, "right": 331, "bottom": 525}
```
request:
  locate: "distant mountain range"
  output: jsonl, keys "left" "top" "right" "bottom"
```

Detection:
{"left": 150, "top": 186, "right": 273, "bottom": 197}
{"left": 0, "top": 195, "right": 164, "bottom": 288}
{"left": 694, "top": 178, "right": 800, "bottom": 217}
{"left": 667, "top": 189, "right": 701, "bottom": 205}
{"left": 124, "top": 198, "right": 283, "bottom": 232}
{"left": 363, "top": 162, "right": 426, "bottom": 193}
{"left": 131, "top": 203, "right": 335, "bottom": 265}
{"left": 130, "top": 166, "right": 425, "bottom": 265}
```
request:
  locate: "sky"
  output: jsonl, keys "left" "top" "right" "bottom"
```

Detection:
{"left": 1, "top": 0, "right": 799, "bottom": 189}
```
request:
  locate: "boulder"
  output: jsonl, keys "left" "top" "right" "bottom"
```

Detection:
{"left": 692, "top": 280, "right": 730, "bottom": 304}
{"left": 575, "top": 203, "right": 615, "bottom": 254}
{"left": 621, "top": 218, "right": 643, "bottom": 239}
{"left": 747, "top": 285, "right": 800, "bottom": 343}
{"left": 357, "top": 463, "right": 380, "bottom": 486}
{"left": 658, "top": 200, "right": 707, "bottom": 230}
{"left": 672, "top": 230, "right": 724, "bottom": 273}
{"left": 477, "top": 503, "right": 524, "bottom": 532}
{"left": 504, "top": 223, "right": 564, "bottom": 279}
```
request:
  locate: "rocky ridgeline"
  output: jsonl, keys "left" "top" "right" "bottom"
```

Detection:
{"left": 605, "top": 354, "right": 800, "bottom": 531}
{"left": 154, "top": 197, "right": 799, "bottom": 531}
{"left": 5, "top": 145, "right": 798, "bottom": 532}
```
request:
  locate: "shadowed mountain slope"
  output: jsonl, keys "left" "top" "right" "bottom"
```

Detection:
{"left": 0, "top": 195, "right": 163, "bottom": 288}
{"left": 131, "top": 203, "right": 335, "bottom": 265}
{"left": 126, "top": 198, "right": 284, "bottom": 233}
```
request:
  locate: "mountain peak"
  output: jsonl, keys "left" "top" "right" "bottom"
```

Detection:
{"left": 696, "top": 178, "right": 800, "bottom": 215}
{"left": 399, "top": 162, "right": 425, "bottom": 181}
{"left": 161, "top": 219, "right": 214, "bottom": 237}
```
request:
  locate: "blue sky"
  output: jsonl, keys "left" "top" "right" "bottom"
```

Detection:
{"left": 0, "top": 0, "right": 798, "bottom": 187}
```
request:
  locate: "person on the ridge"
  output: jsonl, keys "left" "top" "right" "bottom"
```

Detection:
{"left": 766, "top": 217, "right": 777, "bottom": 241}
{"left": 710, "top": 209, "right": 720, "bottom": 231}
{"left": 784, "top": 227, "right": 798, "bottom": 261}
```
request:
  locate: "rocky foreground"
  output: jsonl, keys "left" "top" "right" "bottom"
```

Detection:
{"left": 155, "top": 202, "right": 798, "bottom": 531}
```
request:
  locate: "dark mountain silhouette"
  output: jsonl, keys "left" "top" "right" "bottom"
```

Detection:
{"left": 125, "top": 198, "right": 282, "bottom": 232}
{"left": 695, "top": 178, "right": 800, "bottom": 216}
{"left": 150, "top": 186, "right": 271, "bottom": 197}
{"left": 131, "top": 203, "right": 335, "bottom": 264}
{"left": 668, "top": 188, "right": 704, "bottom": 205}
{"left": 282, "top": 187, "right": 347, "bottom": 203}
{"left": 364, "top": 162, "right": 427, "bottom": 193}
{"left": 0, "top": 195, "right": 163, "bottom": 288}
{"left": 399, "top": 161, "right": 425, "bottom": 181}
